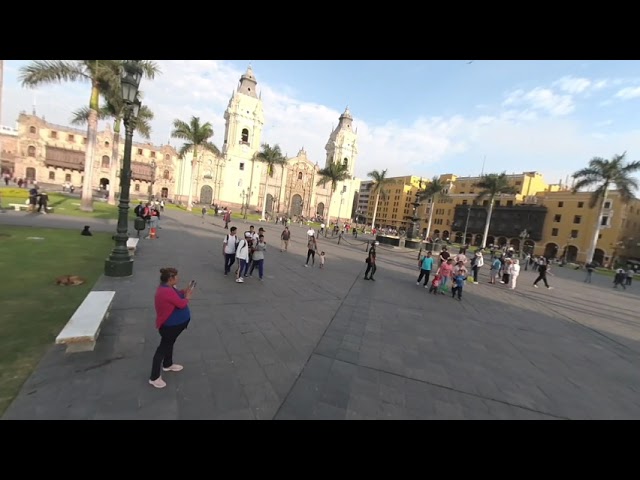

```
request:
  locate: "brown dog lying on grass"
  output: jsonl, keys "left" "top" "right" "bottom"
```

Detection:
{"left": 55, "top": 275, "right": 86, "bottom": 286}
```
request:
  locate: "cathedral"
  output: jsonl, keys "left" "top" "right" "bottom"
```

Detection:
{"left": 0, "top": 65, "right": 361, "bottom": 223}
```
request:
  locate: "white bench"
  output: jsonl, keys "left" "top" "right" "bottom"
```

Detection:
{"left": 9, "top": 203, "right": 29, "bottom": 211}
{"left": 127, "top": 237, "right": 140, "bottom": 255}
{"left": 56, "top": 291, "right": 116, "bottom": 353}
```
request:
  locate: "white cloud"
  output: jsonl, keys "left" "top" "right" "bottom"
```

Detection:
{"left": 502, "top": 87, "right": 574, "bottom": 116}
{"left": 554, "top": 75, "right": 592, "bottom": 94}
{"left": 2, "top": 60, "right": 640, "bottom": 188}
{"left": 615, "top": 86, "right": 640, "bottom": 100}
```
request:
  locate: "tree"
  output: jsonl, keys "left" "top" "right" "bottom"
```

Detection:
{"left": 419, "top": 176, "right": 448, "bottom": 241}
{"left": 367, "top": 169, "right": 389, "bottom": 230}
{"left": 316, "top": 162, "right": 351, "bottom": 236}
{"left": 474, "top": 172, "right": 518, "bottom": 248}
{"left": 70, "top": 99, "right": 154, "bottom": 206}
{"left": 572, "top": 152, "right": 640, "bottom": 264}
{"left": 18, "top": 60, "right": 159, "bottom": 211}
{"left": 171, "top": 117, "right": 220, "bottom": 211}
{"left": 254, "top": 143, "right": 287, "bottom": 221}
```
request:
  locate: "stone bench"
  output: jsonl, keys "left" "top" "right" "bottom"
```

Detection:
{"left": 9, "top": 203, "right": 29, "bottom": 211}
{"left": 56, "top": 291, "right": 116, "bottom": 353}
{"left": 127, "top": 237, "right": 140, "bottom": 255}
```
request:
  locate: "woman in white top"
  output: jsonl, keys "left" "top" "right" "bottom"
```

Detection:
{"left": 509, "top": 259, "right": 521, "bottom": 290}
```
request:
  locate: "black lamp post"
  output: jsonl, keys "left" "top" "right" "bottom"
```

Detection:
{"left": 149, "top": 159, "right": 156, "bottom": 200}
{"left": 104, "top": 61, "right": 143, "bottom": 278}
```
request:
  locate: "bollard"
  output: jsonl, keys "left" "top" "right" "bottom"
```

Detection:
{"left": 149, "top": 227, "right": 157, "bottom": 239}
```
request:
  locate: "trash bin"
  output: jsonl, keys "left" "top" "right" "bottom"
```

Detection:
{"left": 134, "top": 217, "right": 147, "bottom": 237}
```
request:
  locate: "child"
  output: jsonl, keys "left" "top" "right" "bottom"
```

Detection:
{"left": 451, "top": 270, "right": 467, "bottom": 300}
{"left": 429, "top": 274, "right": 441, "bottom": 295}
{"left": 319, "top": 251, "right": 326, "bottom": 269}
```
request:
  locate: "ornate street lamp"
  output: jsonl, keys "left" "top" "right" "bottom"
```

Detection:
{"left": 149, "top": 159, "right": 157, "bottom": 200}
{"left": 104, "top": 61, "right": 143, "bottom": 277}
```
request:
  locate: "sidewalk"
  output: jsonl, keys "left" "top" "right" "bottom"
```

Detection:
{"left": 3, "top": 209, "right": 640, "bottom": 419}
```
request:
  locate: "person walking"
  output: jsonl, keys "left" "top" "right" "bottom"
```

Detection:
{"left": 533, "top": 257, "right": 553, "bottom": 289}
{"left": 304, "top": 234, "right": 318, "bottom": 267}
{"left": 281, "top": 226, "right": 291, "bottom": 252}
{"left": 416, "top": 251, "right": 434, "bottom": 288}
{"left": 364, "top": 241, "right": 378, "bottom": 281}
{"left": 509, "top": 258, "right": 521, "bottom": 289}
{"left": 235, "top": 232, "right": 252, "bottom": 283}
{"left": 249, "top": 234, "right": 267, "bottom": 280}
{"left": 584, "top": 262, "right": 595, "bottom": 283}
{"left": 470, "top": 249, "right": 484, "bottom": 284}
{"left": 149, "top": 268, "right": 193, "bottom": 389}
{"left": 222, "top": 226, "right": 239, "bottom": 275}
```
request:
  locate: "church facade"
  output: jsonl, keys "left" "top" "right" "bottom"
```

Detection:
{"left": 0, "top": 66, "right": 361, "bottom": 222}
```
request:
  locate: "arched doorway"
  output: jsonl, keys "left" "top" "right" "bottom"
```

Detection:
{"left": 486, "top": 236, "right": 495, "bottom": 246}
{"left": 510, "top": 239, "right": 520, "bottom": 251}
{"left": 465, "top": 233, "right": 473, "bottom": 245}
{"left": 523, "top": 239, "right": 535, "bottom": 255}
{"left": 290, "top": 194, "right": 303, "bottom": 217}
{"left": 266, "top": 194, "right": 274, "bottom": 214}
{"left": 26, "top": 167, "right": 36, "bottom": 180}
{"left": 161, "top": 187, "right": 169, "bottom": 199}
{"left": 100, "top": 177, "right": 109, "bottom": 190}
{"left": 497, "top": 236, "right": 508, "bottom": 247}
{"left": 454, "top": 232, "right": 463, "bottom": 243}
{"left": 200, "top": 185, "right": 213, "bottom": 205}
{"left": 593, "top": 248, "right": 605, "bottom": 266}
{"left": 442, "top": 230, "right": 450, "bottom": 241}
{"left": 433, "top": 229, "right": 440, "bottom": 239}
{"left": 566, "top": 245, "right": 578, "bottom": 263}
{"left": 544, "top": 242, "right": 559, "bottom": 259}
{"left": 317, "top": 202, "right": 325, "bottom": 217}
{"left": 475, "top": 234, "right": 483, "bottom": 246}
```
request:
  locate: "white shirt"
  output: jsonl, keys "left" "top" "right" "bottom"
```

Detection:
{"left": 307, "top": 229, "right": 315, "bottom": 237}
{"left": 235, "top": 239, "right": 250, "bottom": 261}
{"left": 224, "top": 234, "right": 238, "bottom": 254}
{"left": 509, "top": 263, "right": 521, "bottom": 276}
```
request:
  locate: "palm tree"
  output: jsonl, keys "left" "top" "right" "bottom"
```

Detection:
{"left": 254, "top": 143, "right": 287, "bottom": 221}
{"left": 18, "top": 60, "right": 160, "bottom": 211}
{"left": 572, "top": 152, "right": 640, "bottom": 264}
{"left": 70, "top": 100, "right": 154, "bottom": 206}
{"left": 171, "top": 116, "right": 220, "bottom": 211}
{"left": 367, "top": 169, "right": 390, "bottom": 229}
{"left": 316, "top": 162, "right": 351, "bottom": 236}
{"left": 419, "top": 176, "right": 448, "bottom": 241}
{"left": 474, "top": 172, "right": 519, "bottom": 248}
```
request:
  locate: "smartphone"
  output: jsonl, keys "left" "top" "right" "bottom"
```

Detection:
{"left": 189, "top": 280, "right": 197, "bottom": 289}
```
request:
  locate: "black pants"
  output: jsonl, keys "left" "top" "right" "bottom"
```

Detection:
{"left": 224, "top": 254, "right": 236, "bottom": 274}
{"left": 533, "top": 272, "right": 549, "bottom": 287}
{"left": 502, "top": 273, "right": 510, "bottom": 283}
{"left": 451, "top": 285, "right": 463, "bottom": 299}
{"left": 306, "top": 249, "right": 316, "bottom": 265}
{"left": 472, "top": 265, "right": 479, "bottom": 282}
{"left": 150, "top": 321, "right": 189, "bottom": 380}
{"left": 365, "top": 262, "right": 377, "bottom": 278}
{"left": 417, "top": 269, "right": 431, "bottom": 286}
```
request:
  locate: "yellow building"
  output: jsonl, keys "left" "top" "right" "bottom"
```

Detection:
{"left": 366, "top": 175, "right": 423, "bottom": 229}
{"left": 534, "top": 188, "right": 640, "bottom": 266}
{"left": 424, "top": 171, "right": 550, "bottom": 242}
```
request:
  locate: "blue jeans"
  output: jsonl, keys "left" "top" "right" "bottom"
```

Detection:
{"left": 224, "top": 254, "right": 236, "bottom": 274}
{"left": 238, "top": 259, "right": 250, "bottom": 277}
{"left": 440, "top": 276, "right": 449, "bottom": 292}
{"left": 251, "top": 259, "right": 264, "bottom": 279}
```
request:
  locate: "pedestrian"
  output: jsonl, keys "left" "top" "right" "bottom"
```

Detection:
{"left": 364, "top": 241, "right": 378, "bottom": 280}
{"left": 222, "top": 226, "right": 239, "bottom": 276}
{"left": 470, "top": 249, "right": 484, "bottom": 284}
{"left": 249, "top": 234, "right": 267, "bottom": 280}
{"left": 436, "top": 258, "right": 454, "bottom": 294}
{"left": 613, "top": 269, "right": 627, "bottom": 289}
{"left": 429, "top": 273, "right": 442, "bottom": 294}
{"left": 489, "top": 256, "right": 501, "bottom": 284}
{"left": 304, "top": 234, "right": 318, "bottom": 267}
{"left": 626, "top": 267, "right": 634, "bottom": 286}
{"left": 533, "top": 257, "right": 553, "bottom": 289}
{"left": 509, "top": 258, "right": 521, "bottom": 289}
{"left": 149, "top": 268, "right": 194, "bottom": 389}
{"left": 416, "top": 251, "right": 434, "bottom": 288}
{"left": 584, "top": 262, "right": 595, "bottom": 283}
{"left": 451, "top": 269, "right": 467, "bottom": 300}
{"left": 235, "top": 232, "right": 252, "bottom": 283}
{"left": 280, "top": 226, "right": 291, "bottom": 252}
{"left": 319, "top": 251, "right": 326, "bottom": 269}
{"left": 201, "top": 206, "right": 207, "bottom": 223}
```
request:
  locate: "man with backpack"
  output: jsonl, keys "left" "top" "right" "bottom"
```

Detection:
{"left": 222, "top": 226, "right": 239, "bottom": 276}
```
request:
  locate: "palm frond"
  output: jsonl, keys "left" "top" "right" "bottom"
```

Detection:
{"left": 19, "top": 60, "right": 88, "bottom": 87}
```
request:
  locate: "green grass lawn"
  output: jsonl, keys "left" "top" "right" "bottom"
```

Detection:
{"left": 0, "top": 226, "right": 113, "bottom": 416}
{"left": 0, "top": 187, "right": 126, "bottom": 220}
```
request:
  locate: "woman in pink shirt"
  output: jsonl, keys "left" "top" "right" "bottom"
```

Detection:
{"left": 149, "top": 267, "right": 194, "bottom": 389}
{"left": 436, "top": 258, "right": 454, "bottom": 294}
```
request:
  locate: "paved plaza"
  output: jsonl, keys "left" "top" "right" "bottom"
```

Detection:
{"left": 2, "top": 209, "right": 640, "bottom": 420}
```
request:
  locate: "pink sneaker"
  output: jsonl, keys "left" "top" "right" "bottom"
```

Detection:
{"left": 163, "top": 364, "right": 184, "bottom": 372}
{"left": 149, "top": 377, "right": 167, "bottom": 389}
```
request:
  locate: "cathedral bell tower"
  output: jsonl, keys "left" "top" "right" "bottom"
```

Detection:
{"left": 325, "top": 106, "right": 358, "bottom": 179}
{"left": 219, "top": 65, "right": 265, "bottom": 207}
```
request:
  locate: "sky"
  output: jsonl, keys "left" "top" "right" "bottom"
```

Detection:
{"left": 3, "top": 60, "right": 640, "bottom": 186}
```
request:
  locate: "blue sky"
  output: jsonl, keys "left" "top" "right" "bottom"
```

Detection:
{"left": 3, "top": 60, "right": 640, "bottom": 186}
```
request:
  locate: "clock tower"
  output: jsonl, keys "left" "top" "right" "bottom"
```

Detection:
{"left": 218, "top": 66, "right": 265, "bottom": 207}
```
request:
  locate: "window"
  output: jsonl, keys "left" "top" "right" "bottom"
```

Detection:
{"left": 50, "top": 131, "right": 58, "bottom": 139}
{"left": 343, "top": 158, "right": 348, "bottom": 168}
{"left": 68, "top": 134, "right": 74, "bottom": 142}
{"left": 558, "top": 201, "right": 564, "bottom": 207}
{"left": 298, "top": 172, "right": 303, "bottom": 180}
{"left": 554, "top": 214, "right": 562, "bottom": 222}
{"left": 65, "top": 174, "right": 71, "bottom": 182}
{"left": 29, "top": 126, "right": 36, "bottom": 134}
{"left": 573, "top": 215, "right": 581, "bottom": 224}
{"left": 134, "top": 184, "right": 140, "bottom": 192}
{"left": 105, "top": 141, "right": 109, "bottom": 147}
{"left": 601, "top": 216, "right": 609, "bottom": 226}
{"left": 27, "top": 146, "right": 36, "bottom": 157}
{"left": 462, "top": 200, "right": 468, "bottom": 205}
{"left": 163, "top": 170, "right": 170, "bottom": 180}
{"left": 101, "top": 156, "right": 110, "bottom": 168}
{"left": 239, "top": 162, "right": 245, "bottom": 171}
{"left": 506, "top": 200, "right": 513, "bottom": 207}
{"left": 495, "top": 201, "right": 500, "bottom": 207}
{"left": 241, "top": 128, "right": 249, "bottom": 144}
{"left": 598, "top": 233, "right": 602, "bottom": 239}
{"left": 483, "top": 200, "right": 489, "bottom": 207}
{"left": 150, "top": 151, "right": 156, "bottom": 158}
{"left": 515, "top": 181, "right": 522, "bottom": 186}
{"left": 48, "top": 171, "right": 55, "bottom": 180}
{"left": 165, "top": 154, "right": 171, "bottom": 161}
{"left": 551, "top": 228, "right": 559, "bottom": 236}
{"left": 83, "top": 137, "right": 87, "bottom": 144}
{"left": 578, "top": 201, "right": 584, "bottom": 208}
{"left": 570, "top": 230, "right": 578, "bottom": 238}
{"left": 137, "top": 148, "right": 143, "bottom": 155}
{"left": 604, "top": 201, "right": 611, "bottom": 209}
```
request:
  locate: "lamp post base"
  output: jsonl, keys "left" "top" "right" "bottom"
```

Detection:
{"left": 104, "top": 257, "right": 134, "bottom": 277}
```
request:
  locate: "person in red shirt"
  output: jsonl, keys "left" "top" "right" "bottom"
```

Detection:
{"left": 149, "top": 267, "right": 194, "bottom": 389}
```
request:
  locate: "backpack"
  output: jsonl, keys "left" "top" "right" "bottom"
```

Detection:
{"left": 225, "top": 234, "right": 239, "bottom": 250}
